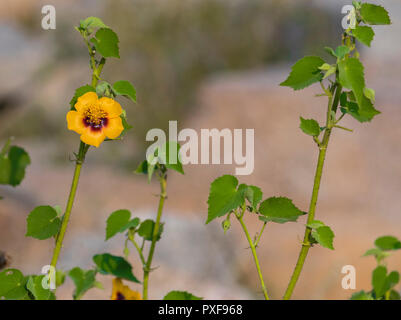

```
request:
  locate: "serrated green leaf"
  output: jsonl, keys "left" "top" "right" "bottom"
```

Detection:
{"left": 134, "top": 160, "right": 148, "bottom": 175}
{"left": 91, "top": 28, "right": 120, "bottom": 58}
{"left": 26, "top": 206, "right": 61, "bottom": 240}
{"left": 113, "top": 81, "right": 137, "bottom": 103}
{"left": 137, "top": 219, "right": 164, "bottom": 241}
{"left": 324, "top": 47, "right": 336, "bottom": 58}
{"left": 338, "top": 58, "right": 380, "bottom": 122}
{"left": 280, "top": 56, "right": 324, "bottom": 90}
{"left": 206, "top": 175, "right": 245, "bottom": 224}
{"left": 258, "top": 197, "right": 304, "bottom": 224}
{"left": 374, "top": 236, "right": 401, "bottom": 251}
{"left": 245, "top": 185, "right": 262, "bottom": 211}
{"left": 352, "top": 26, "right": 375, "bottom": 47}
{"left": 311, "top": 226, "right": 335, "bottom": 250}
{"left": 26, "top": 275, "right": 55, "bottom": 300}
{"left": 363, "top": 248, "right": 390, "bottom": 263}
{"left": 0, "top": 145, "right": 30, "bottom": 187}
{"left": 372, "top": 265, "right": 387, "bottom": 298}
{"left": 363, "top": 87, "right": 375, "bottom": 103}
{"left": 163, "top": 290, "right": 202, "bottom": 300}
{"left": 69, "top": 85, "right": 96, "bottom": 108}
{"left": 93, "top": 253, "right": 140, "bottom": 283}
{"left": 359, "top": 3, "right": 391, "bottom": 25}
{"left": 306, "top": 220, "right": 325, "bottom": 229}
{"left": 334, "top": 46, "right": 350, "bottom": 60}
{"left": 79, "top": 17, "right": 108, "bottom": 34}
{"left": 68, "top": 267, "right": 99, "bottom": 300}
{"left": 106, "top": 209, "right": 131, "bottom": 240}
{"left": 350, "top": 290, "right": 373, "bottom": 300}
{"left": 0, "top": 269, "right": 29, "bottom": 300}
{"left": 299, "top": 117, "right": 321, "bottom": 137}
{"left": 386, "top": 271, "right": 400, "bottom": 290}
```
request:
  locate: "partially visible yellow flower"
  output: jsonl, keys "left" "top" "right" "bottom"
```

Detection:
{"left": 67, "top": 92, "right": 124, "bottom": 147}
{"left": 111, "top": 278, "right": 142, "bottom": 300}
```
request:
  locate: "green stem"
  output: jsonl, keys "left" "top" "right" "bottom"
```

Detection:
{"left": 254, "top": 222, "right": 267, "bottom": 247}
{"left": 283, "top": 83, "right": 342, "bottom": 300}
{"left": 142, "top": 175, "right": 167, "bottom": 300}
{"left": 128, "top": 232, "right": 146, "bottom": 266}
{"left": 50, "top": 142, "right": 87, "bottom": 272}
{"left": 237, "top": 212, "right": 269, "bottom": 300}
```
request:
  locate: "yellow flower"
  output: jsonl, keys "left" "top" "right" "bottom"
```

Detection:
{"left": 111, "top": 278, "right": 142, "bottom": 300}
{"left": 66, "top": 92, "right": 124, "bottom": 147}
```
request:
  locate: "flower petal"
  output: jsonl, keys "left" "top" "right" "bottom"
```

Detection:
{"left": 66, "top": 111, "right": 86, "bottom": 134}
{"left": 98, "top": 97, "right": 123, "bottom": 118}
{"left": 80, "top": 128, "right": 106, "bottom": 148}
{"left": 104, "top": 117, "right": 124, "bottom": 139}
{"left": 111, "top": 278, "right": 141, "bottom": 300}
{"left": 74, "top": 92, "right": 98, "bottom": 113}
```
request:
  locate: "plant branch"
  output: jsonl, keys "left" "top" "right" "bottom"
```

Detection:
{"left": 254, "top": 221, "right": 267, "bottom": 248}
{"left": 142, "top": 174, "right": 167, "bottom": 300}
{"left": 283, "top": 83, "right": 342, "bottom": 300}
{"left": 236, "top": 207, "right": 269, "bottom": 300}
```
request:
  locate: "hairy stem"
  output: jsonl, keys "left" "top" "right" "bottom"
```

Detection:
{"left": 49, "top": 36, "right": 104, "bottom": 290}
{"left": 50, "top": 142, "right": 87, "bottom": 272}
{"left": 283, "top": 83, "right": 342, "bottom": 300}
{"left": 237, "top": 211, "right": 269, "bottom": 300}
{"left": 142, "top": 175, "right": 167, "bottom": 300}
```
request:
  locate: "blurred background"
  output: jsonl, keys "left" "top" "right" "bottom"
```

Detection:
{"left": 1, "top": 0, "right": 401, "bottom": 299}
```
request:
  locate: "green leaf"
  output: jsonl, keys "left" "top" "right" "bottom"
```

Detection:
{"left": 324, "top": 47, "right": 336, "bottom": 58}
{"left": 163, "top": 290, "right": 202, "bottom": 300}
{"left": 68, "top": 267, "right": 98, "bottom": 300}
{"left": 245, "top": 185, "right": 262, "bottom": 211}
{"left": 206, "top": 175, "right": 245, "bottom": 224}
{"left": 338, "top": 58, "right": 380, "bottom": 122}
{"left": 96, "top": 81, "right": 113, "bottom": 97}
{"left": 134, "top": 160, "right": 148, "bottom": 175}
{"left": 93, "top": 253, "right": 140, "bottom": 283}
{"left": 359, "top": 3, "right": 391, "bottom": 25}
{"left": 106, "top": 209, "right": 130, "bottom": 239}
{"left": 0, "top": 269, "right": 29, "bottom": 300}
{"left": 113, "top": 81, "right": 137, "bottom": 103}
{"left": 306, "top": 220, "right": 325, "bottom": 229}
{"left": 386, "top": 271, "right": 400, "bottom": 290}
{"left": 79, "top": 17, "right": 108, "bottom": 34}
{"left": 258, "top": 197, "right": 304, "bottom": 224}
{"left": 0, "top": 145, "right": 30, "bottom": 187}
{"left": 280, "top": 56, "right": 324, "bottom": 90}
{"left": 363, "top": 248, "right": 390, "bottom": 263}
{"left": 334, "top": 46, "right": 350, "bottom": 60}
{"left": 91, "top": 28, "right": 120, "bottom": 58}
{"left": 350, "top": 290, "right": 373, "bottom": 300}
{"left": 137, "top": 219, "right": 164, "bottom": 241}
{"left": 299, "top": 117, "right": 321, "bottom": 137}
{"left": 26, "top": 275, "right": 55, "bottom": 300}
{"left": 389, "top": 290, "right": 401, "bottom": 300}
{"left": 26, "top": 206, "right": 61, "bottom": 240}
{"left": 372, "top": 265, "right": 387, "bottom": 298}
{"left": 69, "top": 85, "right": 96, "bottom": 108}
{"left": 363, "top": 87, "right": 375, "bottom": 103}
{"left": 157, "top": 141, "right": 184, "bottom": 174}
{"left": 374, "top": 236, "right": 401, "bottom": 251}
{"left": 311, "top": 226, "right": 335, "bottom": 250}
{"left": 352, "top": 26, "right": 375, "bottom": 47}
